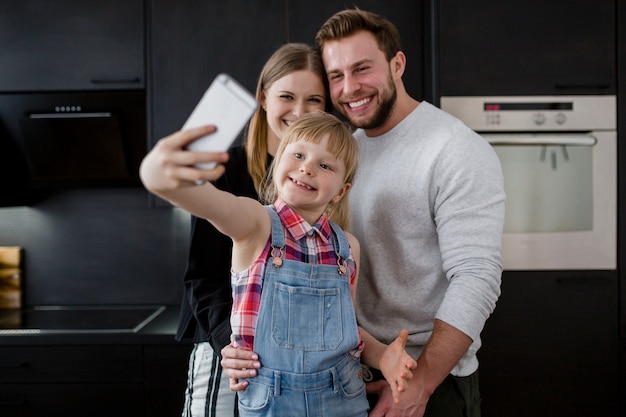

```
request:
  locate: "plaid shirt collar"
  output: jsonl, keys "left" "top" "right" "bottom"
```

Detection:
{"left": 273, "top": 199, "right": 332, "bottom": 243}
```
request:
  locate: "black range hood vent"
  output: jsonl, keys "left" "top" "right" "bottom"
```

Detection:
{"left": 0, "top": 90, "right": 146, "bottom": 195}
{"left": 20, "top": 111, "right": 128, "bottom": 181}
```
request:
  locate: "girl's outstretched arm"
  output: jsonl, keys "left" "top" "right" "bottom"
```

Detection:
{"left": 140, "top": 125, "right": 267, "bottom": 245}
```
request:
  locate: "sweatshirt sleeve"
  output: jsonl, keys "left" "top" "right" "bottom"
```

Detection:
{"left": 433, "top": 124, "right": 506, "bottom": 343}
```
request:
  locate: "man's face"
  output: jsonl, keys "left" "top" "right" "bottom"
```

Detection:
{"left": 321, "top": 30, "right": 397, "bottom": 133}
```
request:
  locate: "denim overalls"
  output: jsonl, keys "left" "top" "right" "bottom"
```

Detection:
{"left": 237, "top": 206, "right": 368, "bottom": 417}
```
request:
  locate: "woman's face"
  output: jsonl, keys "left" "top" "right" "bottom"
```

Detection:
{"left": 262, "top": 70, "right": 326, "bottom": 154}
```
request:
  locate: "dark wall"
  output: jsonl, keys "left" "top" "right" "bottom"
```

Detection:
{"left": 0, "top": 188, "right": 189, "bottom": 306}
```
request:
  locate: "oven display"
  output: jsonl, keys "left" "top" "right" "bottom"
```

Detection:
{"left": 484, "top": 102, "right": 573, "bottom": 111}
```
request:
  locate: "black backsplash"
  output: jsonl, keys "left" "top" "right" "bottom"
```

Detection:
{"left": 0, "top": 188, "right": 190, "bottom": 306}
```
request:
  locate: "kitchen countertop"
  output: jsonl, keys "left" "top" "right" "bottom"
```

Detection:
{"left": 0, "top": 305, "right": 186, "bottom": 346}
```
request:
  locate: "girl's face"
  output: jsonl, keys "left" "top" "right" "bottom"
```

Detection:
{"left": 274, "top": 134, "right": 350, "bottom": 219}
{"left": 262, "top": 70, "right": 326, "bottom": 154}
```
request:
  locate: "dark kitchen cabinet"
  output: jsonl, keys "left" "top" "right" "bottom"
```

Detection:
{"left": 0, "top": 345, "right": 144, "bottom": 417}
{"left": 147, "top": 0, "right": 284, "bottom": 145}
{"left": 0, "top": 0, "right": 144, "bottom": 92}
{"left": 479, "top": 271, "right": 619, "bottom": 417}
{"left": 0, "top": 343, "right": 192, "bottom": 417}
{"left": 436, "top": 0, "right": 616, "bottom": 96}
{"left": 144, "top": 345, "right": 192, "bottom": 417}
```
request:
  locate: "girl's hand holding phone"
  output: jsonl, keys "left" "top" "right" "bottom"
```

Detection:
{"left": 140, "top": 125, "right": 229, "bottom": 191}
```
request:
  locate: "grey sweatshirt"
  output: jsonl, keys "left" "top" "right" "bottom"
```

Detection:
{"left": 350, "top": 101, "right": 506, "bottom": 376}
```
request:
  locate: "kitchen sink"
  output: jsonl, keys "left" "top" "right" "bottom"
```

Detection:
{"left": 0, "top": 305, "right": 166, "bottom": 334}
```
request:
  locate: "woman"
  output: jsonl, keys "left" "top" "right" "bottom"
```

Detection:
{"left": 172, "top": 43, "right": 330, "bottom": 417}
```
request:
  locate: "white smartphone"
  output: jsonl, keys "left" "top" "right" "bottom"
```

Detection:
{"left": 183, "top": 73, "right": 257, "bottom": 169}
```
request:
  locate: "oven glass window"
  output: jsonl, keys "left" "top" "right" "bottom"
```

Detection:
{"left": 494, "top": 144, "right": 593, "bottom": 233}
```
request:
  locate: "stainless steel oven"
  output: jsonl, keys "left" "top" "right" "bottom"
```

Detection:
{"left": 441, "top": 95, "right": 616, "bottom": 270}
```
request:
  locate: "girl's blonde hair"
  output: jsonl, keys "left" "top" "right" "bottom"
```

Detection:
{"left": 245, "top": 43, "right": 330, "bottom": 193}
{"left": 261, "top": 112, "right": 358, "bottom": 230}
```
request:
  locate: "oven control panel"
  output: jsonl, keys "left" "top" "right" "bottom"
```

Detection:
{"left": 440, "top": 95, "right": 615, "bottom": 132}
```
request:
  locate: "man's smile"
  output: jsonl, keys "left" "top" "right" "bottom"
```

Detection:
{"left": 348, "top": 97, "right": 372, "bottom": 109}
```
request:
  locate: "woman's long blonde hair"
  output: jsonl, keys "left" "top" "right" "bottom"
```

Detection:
{"left": 245, "top": 43, "right": 330, "bottom": 193}
{"left": 261, "top": 112, "right": 358, "bottom": 230}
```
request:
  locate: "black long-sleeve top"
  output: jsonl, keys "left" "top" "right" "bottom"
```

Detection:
{"left": 175, "top": 146, "right": 270, "bottom": 352}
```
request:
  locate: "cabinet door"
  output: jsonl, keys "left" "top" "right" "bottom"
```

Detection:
{"left": 288, "top": 0, "right": 426, "bottom": 100}
{"left": 437, "top": 0, "right": 616, "bottom": 95}
{"left": 148, "top": 0, "right": 284, "bottom": 145}
{"left": 0, "top": 383, "right": 143, "bottom": 417}
{"left": 479, "top": 271, "right": 619, "bottom": 417}
{"left": 144, "top": 344, "right": 194, "bottom": 417}
{"left": 0, "top": 345, "right": 143, "bottom": 383}
{"left": 0, "top": 1, "right": 144, "bottom": 92}
{"left": 0, "top": 345, "right": 144, "bottom": 417}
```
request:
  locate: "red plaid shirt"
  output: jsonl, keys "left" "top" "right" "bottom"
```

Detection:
{"left": 230, "top": 199, "right": 358, "bottom": 351}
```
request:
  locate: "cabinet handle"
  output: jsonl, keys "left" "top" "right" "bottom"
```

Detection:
{"left": 28, "top": 112, "right": 113, "bottom": 119}
{"left": 0, "top": 361, "right": 28, "bottom": 368}
{"left": 556, "top": 277, "right": 611, "bottom": 285}
{"left": 555, "top": 83, "right": 610, "bottom": 90}
{"left": 90, "top": 77, "right": 141, "bottom": 84}
{"left": 0, "top": 399, "right": 27, "bottom": 406}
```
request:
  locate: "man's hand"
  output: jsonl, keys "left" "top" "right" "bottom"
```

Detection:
{"left": 367, "top": 376, "right": 427, "bottom": 417}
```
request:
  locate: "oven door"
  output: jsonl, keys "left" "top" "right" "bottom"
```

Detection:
{"left": 482, "top": 131, "right": 616, "bottom": 270}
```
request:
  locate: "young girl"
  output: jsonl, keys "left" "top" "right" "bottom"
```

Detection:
{"left": 174, "top": 43, "right": 329, "bottom": 417}
{"left": 140, "top": 112, "right": 416, "bottom": 416}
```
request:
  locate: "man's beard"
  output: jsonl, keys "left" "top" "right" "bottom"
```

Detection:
{"left": 340, "top": 80, "right": 397, "bottom": 130}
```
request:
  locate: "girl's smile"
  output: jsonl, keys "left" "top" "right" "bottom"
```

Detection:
{"left": 289, "top": 177, "right": 315, "bottom": 191}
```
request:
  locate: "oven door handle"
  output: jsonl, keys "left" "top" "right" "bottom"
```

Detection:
{"left": 482, "top": 133, "right": 597, "bottom": 146}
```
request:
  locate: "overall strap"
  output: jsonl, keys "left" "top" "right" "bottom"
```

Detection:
{"left": 328, "top": 221, "right": 351, "bottom": 260}
{"left": 328, "top": 221, "right": 351, "bottom": 275}
{"left": 264, "top": 205, "right": 285, "bottom": 267}
{"left": 264, "top": 205, "right": 285, "bottom": 247}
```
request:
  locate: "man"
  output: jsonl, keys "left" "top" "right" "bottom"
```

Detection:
{"left": 222, "top": 9, "right": 505, "bottom": 417}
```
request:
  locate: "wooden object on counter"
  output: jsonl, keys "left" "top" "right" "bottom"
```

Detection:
{"left": 0, "top": 246, "right": 21, "bottom": 267}
{"left": 0, "top": 246, "right": 22, "bottom": 308}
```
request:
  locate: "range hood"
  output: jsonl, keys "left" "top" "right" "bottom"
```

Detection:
{"left": 0, "top": 90, "right": 146, "bottom": 201}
